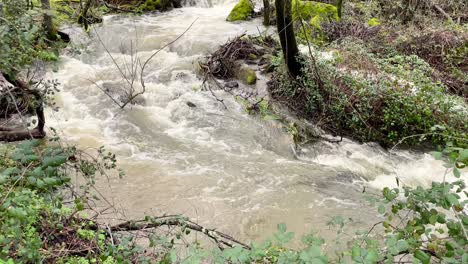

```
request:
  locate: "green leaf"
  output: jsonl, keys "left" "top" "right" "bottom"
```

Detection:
{"left": 170, "top": 250, "right": 178, "bottom": 263}
{"left": 352, "top": 246, "right": 362, "bottom": 263}
{"left": 396, "top": 240, "right": 409, "bottom": 252}
{"left": 431, "top": 151, "right": 443, "bottom": 160}
{"left": 75, "top": 198, "right": 84, "bottom": 211}
{"left": 43, "top": 177, "right": 57, "bottom": 186}
{"left": 452, "top": 168, "right": 460, "bottom": 178}
{"left": 445, "top": 194, "right": 460, "bottom": 207}
{"left": 1, "top": 167, "right": 19, "bottom": 177}
{"left": 42, "top": 155, "right": 67, "bottom": 167}
{"left": 36, "top": 179, "right": 45, "bottom": 188}
{"left": 414, "top": 250, "right": 430, "bottom": 264}
{"left": 364, "top": 249, "right": 379, "bottom": 263}
{"left": 459, "top": 149, "right": 468, "bottom": 163}
{"left": 378, "top": 205, "right": 385, "bottom": 214}
{"left": 0, "top": 175, "right": 7, "bottom": 184}
{"left": 21, "top": 154, "right": 39, "bottom": 164}
{"left": 278, "top": 223, "right": 287, "bottom": 233}
{"left": 462, "top": 253, "right": 468, "bottom": 264}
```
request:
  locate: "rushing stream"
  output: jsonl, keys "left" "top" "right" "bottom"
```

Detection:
{"left": 46, "top": 0, "right": 463, "bottom": 243}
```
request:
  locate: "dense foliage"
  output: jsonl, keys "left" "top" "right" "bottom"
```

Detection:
{"left": 270, "top": 39, "right": 466, "bottom": 147}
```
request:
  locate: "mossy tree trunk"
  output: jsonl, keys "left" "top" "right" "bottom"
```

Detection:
{"left": 336, "top": 0, "right": 343, "bottom": 19}
{"left": 78, "top": 0, "right": 93, "bottom": 30}
{"left": 41, "top": 0, "right": 57, "bottom": 40}
{"left": 275, "top": 0, "right": 301, "bottom": 78}
{"left": 263, "top": 0, "right": 270, "bottom": 26}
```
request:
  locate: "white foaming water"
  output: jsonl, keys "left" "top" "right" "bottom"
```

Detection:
{"left": 47, "top": 1, "right": 466, "bottom": 243}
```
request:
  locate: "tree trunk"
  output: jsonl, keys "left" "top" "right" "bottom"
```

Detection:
{"left": 275, "top": 0, "right": 301, "bottom": 78}
{"left": 263, "top": 0, "right": 270, "bottom": 26}
{"left": 41, "top": 0, "right": 57, "bottom": 40}
{"left": 78, "top": 0, "right": 93, "bottom": 30}
{"left": 0, "top": 74, "right": 46, "bottom": 142}
{"left": 336, "top": 0, "right": 343, "bottom": 19}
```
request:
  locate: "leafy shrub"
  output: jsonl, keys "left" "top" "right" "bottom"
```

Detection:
{"left": 0, "top": 140, "right": 121, "bottom": 263}
{"left": 270, "top": 39, "right": 467, "bottom": 147}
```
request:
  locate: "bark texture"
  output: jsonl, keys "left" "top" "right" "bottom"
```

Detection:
{"left": 337, "top": 0, "right": 343, "bottom": 19}
{"left": 263, "top": 0, "right": 271, "bottom": 25}
{"left": 275, "top": 0, "right": 301, "bottom": 78}
{"left": 41, "top": 0, "right": 57, "bottom": 40}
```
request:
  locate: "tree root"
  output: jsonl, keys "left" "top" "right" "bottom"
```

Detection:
{"left": 0, "top": 73, "right": 46, "bottom": 142}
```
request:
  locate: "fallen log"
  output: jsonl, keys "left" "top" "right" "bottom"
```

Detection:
{"left": 109, "top": 215, "right": 251, "bottom": 250}
{"left": 0, "top": 73, "right": 46, "bottom": 142}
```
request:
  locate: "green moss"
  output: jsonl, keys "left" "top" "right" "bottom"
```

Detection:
{"left": 237, "top": 64, "right": 257, "bottom": 85}
{"left": 226, "top": 0, "right": 254, "bottom": 22}
{"left": 292, "top": 0, "right": 339, "bottom": 44}
{"left": 140, "top": 0, "right": 172, "bottom": 11}
{"left": 38, "top": 50, "right": 59, "bottom": 62}
{"left": 248, "top": 53, "right": 258, "bottom": 60}
{"left": 368, "top": 18, "right": 381, "bottom": 27}
{"left": 246, "top": 70, "right": 257, "bottom": 84}
{"left": 292, "top": 0, "right": 339, "bottom": 29}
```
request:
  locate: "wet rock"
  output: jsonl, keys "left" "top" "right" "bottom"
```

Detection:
{"left": 236, "top": 64, "right": 257, "bottom": 85}
{"left": 172, "top": 0, "right": 182, "bottom": 8}
{"left": 186, "top": 101, "right": 197, "bottom": 108}
{"left": 174, "top": 71, "right": 190, "bottom": 82}
{"left": 118, "top": 94, "right": 146, "bottom": 106}
{"left": 226, "top": 0, "right": 254, "bottom": 22}
{"left": 225, "top": 81, "right": 239, "bottom": 89}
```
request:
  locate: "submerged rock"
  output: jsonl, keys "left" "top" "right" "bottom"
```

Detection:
{"left": 225, "top": 81, "right": 239, "bottom": 89}
{"left": 226, "top": 0, "right": 254, "bottom": 22}
{"left": 186, "top": 101, "right": 197, "bottom": 108}
{"left": 172, "top": 0, "right": 182, "bottom": 8}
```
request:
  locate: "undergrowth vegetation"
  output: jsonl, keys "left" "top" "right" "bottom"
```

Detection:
{"left": 0, "top": 0, "right": 66, "bottom": 78}
{"left": 269, "top": 39, "right": 467, "bottom": 147}
{"left": 266, "top": 0, "right": 467, "bottom": 148}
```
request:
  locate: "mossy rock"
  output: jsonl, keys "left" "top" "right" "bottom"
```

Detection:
{"left": 291, "top": 0, "right": 339, "bottom": 29}
{"left": 226, "top": 0, "right": 254, "bottom": 22}
{"left": 140, "top": 0, "right": 173, "bottom": 11}
{"left": 367, "top": 18, "right": 381, "bottom": 27}
{"left": 236, "top": 64, "right": 257, "bottom": 85}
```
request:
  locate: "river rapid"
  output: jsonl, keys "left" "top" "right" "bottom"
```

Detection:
{"left": 46, "top": 0, "right": 463, "bottom": 243}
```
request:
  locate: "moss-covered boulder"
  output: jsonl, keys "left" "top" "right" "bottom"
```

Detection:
{"left": 140, "top": 0, "right": 173, "bottom": 12}
{"left": 236, "top": 64, "right": 257, "bottom": 85}
{"left": 291, "top": 0, "right": 339, "bottom": 29}
{"left": 227, "top": 0, "right": 254, "bottom": 22}
{"left": 367, "top": 18, "right": 381, "bottom": 27}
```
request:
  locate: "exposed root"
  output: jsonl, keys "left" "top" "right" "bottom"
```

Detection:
{"left": 0, "top": 73, "right": 46, "bottom": 142}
